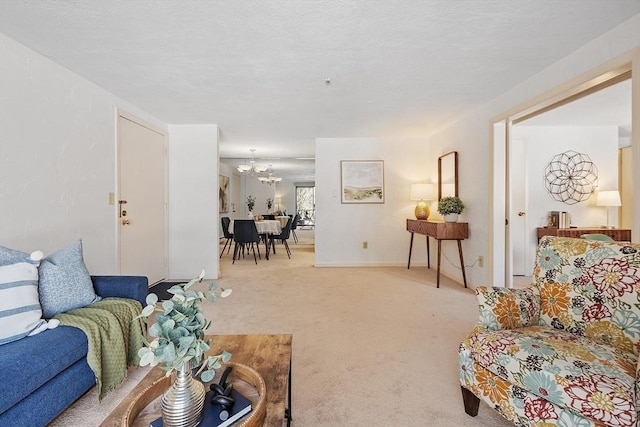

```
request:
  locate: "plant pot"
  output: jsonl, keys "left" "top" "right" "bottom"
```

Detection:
{"left": 444, "top": 213, "right": 459, "bottom": 223}
{"left": 161, "top": 363, "right": 206, "bottom": 427}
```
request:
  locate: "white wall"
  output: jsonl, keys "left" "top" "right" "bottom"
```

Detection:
{"left": 0, "top": 34, "right": 167, "bottom": 274}
{"left": 512, "top": 125, "right": 619, "bottom": 274}
{"left": 238, "top": 177, "right": 277, "bottom": 218}
{"left": 276, "top": 181, "right": 297, "bottom": 216}
{"left": 315, "top": 137, "right": 430, "bottom": 266}
{"left": 168, "top": 125, "right": 219, "bottom": 280}
{"left": 428, "top": 14, "right": 639, "bottom": 287}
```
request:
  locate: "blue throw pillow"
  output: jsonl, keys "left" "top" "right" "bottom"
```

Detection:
{"left": 0, "top": 240, "right": 100, "bottom": 318}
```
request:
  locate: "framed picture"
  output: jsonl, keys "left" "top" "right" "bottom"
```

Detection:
{"left": 340, "top": 160, "right": 384, "bottom": 204}
{"left": 219, "top": 175, "right": 229, "bottom": 213}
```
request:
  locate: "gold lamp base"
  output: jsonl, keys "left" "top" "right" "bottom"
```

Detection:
{"left": 414, "top": 201, "right": 430, "bottom": 220}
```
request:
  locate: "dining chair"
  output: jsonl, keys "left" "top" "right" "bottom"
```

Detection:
{"left": 263, "top": 214, "right": 275, "bottom": 220}
{"left": 290, "top": 214, "right": 300, "bottom": 243}
{"left": 220, "top": 216, "right": 233, "bottom": 258}
{"left": 269, "top": 216, "right": 293, "bottom": 259}
{"left": 232, "top": 219, "right": 261, "bottom": 264}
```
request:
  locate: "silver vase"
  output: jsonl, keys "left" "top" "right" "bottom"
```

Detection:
{"left": 161, "top": 362, "right": 206, "bottom": 427}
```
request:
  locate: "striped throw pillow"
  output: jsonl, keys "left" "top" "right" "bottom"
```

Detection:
{"left": 0, "top": 258, "right": 48, "bottom": 345}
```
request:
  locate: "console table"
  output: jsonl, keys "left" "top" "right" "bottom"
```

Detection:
{"left": 406, "top": 219, "right": 469, "bottom": 288}
{"left": 536, "top": 227, "right": 632, "bottom": 243}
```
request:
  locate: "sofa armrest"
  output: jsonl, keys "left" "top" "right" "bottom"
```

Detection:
{"left": 476, "top": 286, "right": 540, "bottom": 331}
{"left": 91, "top": 275, "right": 148, "bottom": 307}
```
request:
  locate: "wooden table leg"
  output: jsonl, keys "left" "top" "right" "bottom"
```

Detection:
{"left": 437, "top": 239, "right": 442, "bottom": 288}
{"left": 457, "top": 239, "right": 468, "bottom": 288}
{"left": 407, "top": 232, "right": 415, "bottom": 269}
{"left": 426, "top": 236, "right": 430, "bottom": 269}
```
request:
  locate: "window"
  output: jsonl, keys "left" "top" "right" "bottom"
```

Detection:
{"left": 295, "top": 186, "right": 315, "bottom": 227}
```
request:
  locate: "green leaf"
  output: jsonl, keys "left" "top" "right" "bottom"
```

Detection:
{"left": 221, "top": 288, "right": 232, "bottom": 298}
{"left": 200, "top": 369, "right": 214, "bottom": 383}
{"left": 140, "top": 350, "right": 156, "bottom": 367}
{"left": 221, "top": 351, "right": 232, "bottom": 362}
{"left": 140, "top": 304, "right": 155, "bottom": 317}
{"left": 146, "top": 293, "right": 158, "bottom": 306}
{"left": 162, "top": 300, "right": 174, "bottom": 313}
{"left": 178, "top": 335, "right": 196, "bottom": 349}
{"left": 149, "top": 323, "right": 162, "bottom": 337}
{"left": 162, "top": 318, "right": 176, "bottom": 330}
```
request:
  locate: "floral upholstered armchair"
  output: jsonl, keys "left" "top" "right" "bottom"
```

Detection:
{"left": 459, "top": 236, "right": 640, "bottom": 427}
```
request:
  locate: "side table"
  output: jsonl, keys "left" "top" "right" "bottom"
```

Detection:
{"left": 406, "top": 219, "right": 469, "bottom": 288}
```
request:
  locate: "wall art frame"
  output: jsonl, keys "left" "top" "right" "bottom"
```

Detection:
{"left": 340, "top": 160, "right": 385, "bottom": 204}
{"left": 219, "top": 174, "right": 230, "bottom": 213}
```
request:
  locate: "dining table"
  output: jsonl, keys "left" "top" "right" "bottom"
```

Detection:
{"left": 229, "top": 219, "right": 282, "bottom": 260}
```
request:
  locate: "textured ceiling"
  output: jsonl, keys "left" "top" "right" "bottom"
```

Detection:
{"left": 0, "top": 0, "right": 638, "bottom": 181}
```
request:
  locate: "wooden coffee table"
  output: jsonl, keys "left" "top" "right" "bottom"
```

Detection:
{"left": 101, "top": 334, "right": 293, "bottom": 427}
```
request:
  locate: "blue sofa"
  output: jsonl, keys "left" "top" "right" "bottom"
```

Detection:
{"left": 0, "top": 275, "right": 148, "bottom": 427}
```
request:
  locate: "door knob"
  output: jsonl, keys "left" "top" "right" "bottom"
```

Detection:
{"left": 518, "top": 211, "right": 526, "bottom": 216}
{"left": 122, "top": 219, "right": 131, "bottom": 225}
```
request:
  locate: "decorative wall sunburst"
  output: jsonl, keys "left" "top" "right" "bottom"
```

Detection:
{"left": 544, "top": 150, "right": 597, "bottom": 205}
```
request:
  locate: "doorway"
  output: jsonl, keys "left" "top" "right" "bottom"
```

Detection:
{"left": 491, "top": 58, "right": 637, "bottom": 287}
{"left": 117, "top": 112, "right": 167, "bottom": 285}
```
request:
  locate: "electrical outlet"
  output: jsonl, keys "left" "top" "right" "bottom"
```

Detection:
{"left": 478, "top": 256, "right": 484, "bottom": 267}
{"left": 363, "top": 241, "right": 368, "bottom": 249}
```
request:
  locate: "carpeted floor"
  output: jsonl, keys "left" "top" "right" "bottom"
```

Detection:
{"left": 50, "top": 229, "right": 511, "bottom": 426}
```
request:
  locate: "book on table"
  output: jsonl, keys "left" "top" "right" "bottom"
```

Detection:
{"left": 150, "top": 388, "right": 252, "bottom": 427}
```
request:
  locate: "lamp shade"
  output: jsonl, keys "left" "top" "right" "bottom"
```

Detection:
{"left": 410, "top": 183, "right": 434, "bottom": 201}
{"left": 596, "top": 190, "right": 621, "bottom": 207}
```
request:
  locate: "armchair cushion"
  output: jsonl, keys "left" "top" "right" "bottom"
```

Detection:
{"left": 476, "top": 286, "right": 540, "bottom": 331}
{"left": 468, "top": 325, "right": 636, "bottom": 426}
{"left": 535, "top": 237, "right": 640, "bottom": 355}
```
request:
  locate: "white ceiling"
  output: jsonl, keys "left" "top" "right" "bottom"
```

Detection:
{"left": 0, "top": 1, "right": 637, "bottom": 181}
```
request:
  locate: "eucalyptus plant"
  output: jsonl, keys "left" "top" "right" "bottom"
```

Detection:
{"left": 137, "top": 270, "right": 232, "bottom": 382}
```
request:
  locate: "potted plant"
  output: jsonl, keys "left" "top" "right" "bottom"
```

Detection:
{"left": 437, "top": 196, "right": 465, "bottom": 222}
{"left": 137, "top": 270, "right": 232, "bottom": 427}
{"left": 246, "top": 195, "right": 256, "bottom": 218}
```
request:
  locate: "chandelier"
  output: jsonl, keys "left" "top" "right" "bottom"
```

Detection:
{"left": 237, "top": 149, "right": 267, "bottom": 175}
{"left": 258, "top": 170, "right": 283, "bottom": 185}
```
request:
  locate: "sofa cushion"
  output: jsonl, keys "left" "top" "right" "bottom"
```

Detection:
{"left": 476, "top": 286, "right": 540, "bottom": 331}
{"left": 0, "top": 325, "right": 87, "bottom": 415}
{"left": 534, "top": 237, "right": 640, "bottom": 355}
{"left": 0, "top": 260, "right": 48, "bottom": 345}
{"left": 469, "top": 325, "right": 637, "bottom": 427}
{"left": 0, "top": 241, "right": 100, "bottom": 318}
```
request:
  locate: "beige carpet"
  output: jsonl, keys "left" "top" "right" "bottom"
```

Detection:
{"left": 50, "top": 230, "right": 511, "bottom": 426}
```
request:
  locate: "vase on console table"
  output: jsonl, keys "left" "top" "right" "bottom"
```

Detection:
{"left": 248, "top": 211, "right": 254, "bottom": 219}
{"left": 161, "top": 361, "right": 206, "bottom": 427}
{"left": 444, "top": 213, "right": 459, "bottom": 223}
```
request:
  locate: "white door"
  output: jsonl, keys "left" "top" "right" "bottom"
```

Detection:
{"left": 511, "top": 138, "right": 528, "bottom": 276}
{"left": 117, "top": 113, "right": 166, "bottom": 285}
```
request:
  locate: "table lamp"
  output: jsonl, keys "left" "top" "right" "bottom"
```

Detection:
{"left": 410, "top": 183, "right": 434, "bottom": 220}
{"left": 596, "top": 190, "right": 621, "bottom": 229}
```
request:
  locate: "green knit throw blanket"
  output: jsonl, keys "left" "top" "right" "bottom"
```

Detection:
{"left": 54, "top": 297, "right": 145, "bottom": 401}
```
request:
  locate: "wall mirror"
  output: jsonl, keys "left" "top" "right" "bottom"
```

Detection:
{"left": 438, "top": 151, "right": 458, "bottom": 200}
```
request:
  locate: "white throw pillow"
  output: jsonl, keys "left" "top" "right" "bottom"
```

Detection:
{"left": 0, "top": 253, "right": 49, "bottom": 345}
